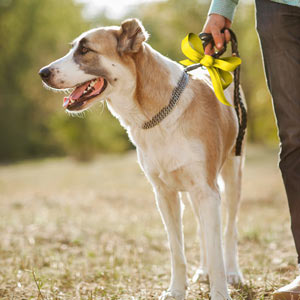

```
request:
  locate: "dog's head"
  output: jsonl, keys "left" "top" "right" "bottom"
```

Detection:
{"left": 39, "top": 19, "right": 149, "bottom": 112}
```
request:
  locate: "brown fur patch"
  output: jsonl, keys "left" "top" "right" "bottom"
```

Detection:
{"left": 88, "top": 28, "right": 139, "bottom": 83}
{"left": 179, "top": 76, "right": 238, "bottom": 188}
{"left": 73, "top": 33, "right": 117, "bottom": 82}
{"left": 133, "top": 45, "right": 174, "bottom": 119}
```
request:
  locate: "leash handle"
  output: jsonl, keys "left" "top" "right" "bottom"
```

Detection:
{"left": 199, "top": 32, "right": 226, "bottom": 58}
{"left": 199, "top": 28, "right": 238, "bottom": 58}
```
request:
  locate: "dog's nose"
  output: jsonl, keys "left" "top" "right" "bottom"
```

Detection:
{"left": 39, "top": 67, "right": 51, "bottom": 79}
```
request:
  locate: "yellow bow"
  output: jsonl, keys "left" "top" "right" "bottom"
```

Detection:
{"left": 180, "top": 33, "right": 242, "bottom": 106}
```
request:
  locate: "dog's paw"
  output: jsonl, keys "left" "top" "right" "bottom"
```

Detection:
{"left": 159, "top": 290, "right": 186, "bottom": 300}
{"left": 192, "top": 268, "right": 209, "bottom": 283}
{"left": 210, "top": 290, "right": 232, "bottom": 300}
{"left": 227, "top": 271, "right": 244, "bottom": 286}
{"left": 210, "top": 294, "right": 232, "bottom": 300}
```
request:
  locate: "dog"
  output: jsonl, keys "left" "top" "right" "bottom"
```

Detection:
{"left": 39, "top": 18, "right": 245, "bottom": 300}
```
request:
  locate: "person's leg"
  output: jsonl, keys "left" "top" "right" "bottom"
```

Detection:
{"left": 255, "top": 0, "right": 300, "bottom": 297}
{"left": 256, "top": 0, "right": 300, "bottom": 264}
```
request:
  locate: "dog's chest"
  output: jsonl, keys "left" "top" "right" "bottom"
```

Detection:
{"left": 135, "top": 130, "right": 206, "bottom": 191}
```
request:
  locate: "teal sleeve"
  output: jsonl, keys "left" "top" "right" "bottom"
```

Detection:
{"left": 208, "top": 0, "right": 239, "bottom": 21}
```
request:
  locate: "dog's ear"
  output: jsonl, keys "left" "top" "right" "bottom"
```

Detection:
{"left": 117, "top": 18, "right": 149, "bottom": 54}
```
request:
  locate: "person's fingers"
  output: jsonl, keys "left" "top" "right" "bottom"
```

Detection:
{"left": 211, "top": 27, "right": 224, "bottom": 50}
{"left": 224, "top": 29, "right": 231, "bottom": 43}
{"left": 201, "top": 15, "right": 232, "bottom": 55}
{"left": 204, "top": 42, "right": 214, "bottom": 55}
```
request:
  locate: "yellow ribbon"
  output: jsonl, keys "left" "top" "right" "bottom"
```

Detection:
{"left": 180, "top": 33, "right": 242, "bottom": 106}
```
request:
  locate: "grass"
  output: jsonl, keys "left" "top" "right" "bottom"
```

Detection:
{"left": 0, "top": 145, "right": 297, "bottom": 299}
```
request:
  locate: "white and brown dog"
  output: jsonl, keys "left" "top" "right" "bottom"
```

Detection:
{"left": 39, "top": 19, "right": 245, "bottom": 300}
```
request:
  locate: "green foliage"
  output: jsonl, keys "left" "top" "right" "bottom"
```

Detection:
{"left": 49, "top": 108, "right": 132, "bottom": 161}
{"left": 0, "top": 0, "right": 130, "bottom": 162}
{"left": 0, "top": 0, "right": 88, "bottom": 161}
{"left": 0, "top": 0, "right": 278, "bottom": 162}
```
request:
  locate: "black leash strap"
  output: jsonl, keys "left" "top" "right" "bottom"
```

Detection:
{"left": 197, "top": 29, "right": 247, "bottom": 156}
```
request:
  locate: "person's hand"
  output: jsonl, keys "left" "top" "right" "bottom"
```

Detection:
{"left": 202, "top": 14, "right": 232, "bottom": 55}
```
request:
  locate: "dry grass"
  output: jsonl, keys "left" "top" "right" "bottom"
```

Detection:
{"left": 0, "top": 145, "right": 297, "bottom": 299}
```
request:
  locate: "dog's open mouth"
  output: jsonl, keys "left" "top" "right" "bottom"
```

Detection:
{"left": 63, "top": 77, "right": 107, "bottom": 110}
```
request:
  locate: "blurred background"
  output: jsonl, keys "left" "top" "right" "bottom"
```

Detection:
{"left": 1, "top": 1, "right": 296, "bottom": 299}
{"left": 0, "top": 0, "right": 278, "bottom": 163}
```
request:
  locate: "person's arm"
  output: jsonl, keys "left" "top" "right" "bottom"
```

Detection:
{"left": 203, "top": 0, "right": 239, "bottom": 54}
{"left": 208, "top": 0, "right": 239, "bottom": 22}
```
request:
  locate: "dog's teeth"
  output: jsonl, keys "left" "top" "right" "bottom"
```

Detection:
{"left": 90, "top": 80, "right": 96, "bottom": 87}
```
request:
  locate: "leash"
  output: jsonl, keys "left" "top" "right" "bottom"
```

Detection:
{"left": 183, "top": 29, "right": 247, "bottom": 156}
{"left": 142, "top": 29, "right": 247, "bottom": 156}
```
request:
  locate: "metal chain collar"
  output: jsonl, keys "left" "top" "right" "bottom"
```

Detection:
{"left": 142, "top": 71, "right": 189, "bottom": 129}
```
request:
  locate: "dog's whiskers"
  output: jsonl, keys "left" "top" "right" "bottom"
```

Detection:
{"left": 96, "top": 101, "right": 105, "bottom": 115}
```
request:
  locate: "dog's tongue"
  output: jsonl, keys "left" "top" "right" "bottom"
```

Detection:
{"left": 63, "top": 78, "right": 104, "bottom": 108}
{"left": 71, "top": 82, "right": 91, "bottom": 100}
{"left": 63, "top": 82, "right": 90, "bottom": 108}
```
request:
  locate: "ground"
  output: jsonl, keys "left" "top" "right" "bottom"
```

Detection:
{"left": 0, "top": 145, "right": 297, "bottom": 300}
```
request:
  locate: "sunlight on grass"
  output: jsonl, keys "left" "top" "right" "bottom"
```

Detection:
{"left": 0, "top": 145, "right": 297, "bottom": 299}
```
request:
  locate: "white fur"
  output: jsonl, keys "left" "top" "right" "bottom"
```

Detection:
{"left": 100, "top": 56, "right": 147, "bottom": 128}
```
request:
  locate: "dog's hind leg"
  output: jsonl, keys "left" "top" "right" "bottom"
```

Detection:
{"left": 221, "top": 155, "right": 244, "bottom": 286}
{"left": 191, "top": 210, "right": 209, "bottom": 284}
{"left": 189, "top": 186, "right": 231, "bottom": 300}
{"left": 152, "top": 181, "right": 187, "bottom": 300}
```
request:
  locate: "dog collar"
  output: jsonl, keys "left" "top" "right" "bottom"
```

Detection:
{"left": 142, "top": 71, "right": 189, "bottom": 129}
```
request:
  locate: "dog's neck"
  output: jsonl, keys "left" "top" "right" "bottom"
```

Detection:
{"left": 134, "top": 44, "right": 183, "bottom": 121}
{"left": 106, "top": 43, "right": 183, "bottom": 130}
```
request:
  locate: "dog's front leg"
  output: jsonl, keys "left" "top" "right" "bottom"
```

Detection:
{"left": 189, "top": 187, "right": 231, "bottom": 300}
{"left": 152, "top": 181, "right": 187, "bottom": 300}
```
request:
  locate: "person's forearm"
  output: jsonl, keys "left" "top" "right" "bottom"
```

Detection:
{"left": 208, "top": 0, "right": 239, "bottom": 21}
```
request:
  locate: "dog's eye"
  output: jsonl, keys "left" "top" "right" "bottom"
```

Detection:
{"left": 80, "top": 47, "right": 90, "bottom": 55}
